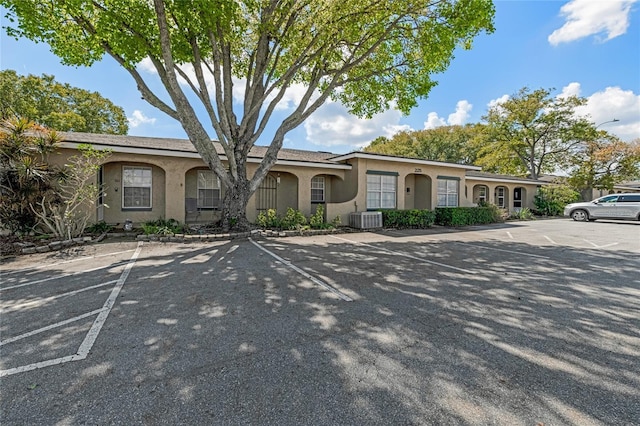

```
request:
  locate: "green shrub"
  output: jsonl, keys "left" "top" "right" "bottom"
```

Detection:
{"left": 510, "top": 207, "right": 534, "bottom": 220}
{"left": 435, "top": 206, "right": 499, "bottom": 227}
{"left": 256, "top": 209, "right": 280, "bottom": 229}
{"left": 534, "top": 185, "right": 580, "bottom": 216}
{"left": 280, "top": 207, "right": 307, "bottom": 230}
{"left": 309, "top": 205, "right": 332, "bottom": 229}
{"left": 381, "top": 209, "right": 435, "bottom": 228}
{"left": 142, "top": 218, "right": 183, "bottom": 235}
{"left": 86, "top": 220, "right": 113, "bottom": 234}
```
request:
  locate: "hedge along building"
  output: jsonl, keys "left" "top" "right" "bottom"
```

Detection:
{"left": 54, "top": 132, "right": 544, "bottom": 227}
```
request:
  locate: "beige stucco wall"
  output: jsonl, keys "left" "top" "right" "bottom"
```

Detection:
{"left": 51, "top": 146, "right": 542, "bottom": 228}
{"left": 466, "top": 181, "right": 540, "bottom": 211}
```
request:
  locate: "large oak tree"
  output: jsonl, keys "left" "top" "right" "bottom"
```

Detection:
{"left": 364, "top": 124, "right": 484, "bottom": 164}
{"left": 0, "top": 70, "right": 128, "bottom": 134}
{"left": 2, "top": 0, "right": 495, "bottom": 229}
{"left": 477, "top": 87, "right": 593, "bottom": 179}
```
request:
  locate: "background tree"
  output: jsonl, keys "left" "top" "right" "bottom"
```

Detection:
{"left": 568, "top": 134, "right": 640, "bottom": 199}
{"left": 0, "top": 117, "right": 60, "bottom": 233}
{"left": 0, "top": 70, "right": 128, "bottom": 135}
{"left": 1, "top": 0, "right": 495, "bottom": 230}
{"left": 477, "top": 87, "right": 593, "bottom": 179}
{"left": 364, "top": 124, "right": 484, "bottom": 164}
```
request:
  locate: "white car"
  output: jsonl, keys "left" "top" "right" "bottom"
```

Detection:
{"left": 564, "top": 193, "right": 640, "bottom": 221}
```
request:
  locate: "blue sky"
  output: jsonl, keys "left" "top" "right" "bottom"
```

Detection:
{"left": 1, "top": 0, "right": 639, "bottom": 154}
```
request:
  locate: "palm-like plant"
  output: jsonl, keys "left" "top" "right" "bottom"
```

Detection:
{"left": 0, "top": 116, "right": 60, "bottom": 233}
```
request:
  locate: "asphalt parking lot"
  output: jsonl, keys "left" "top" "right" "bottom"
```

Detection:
{"left": 1, "top": 218, "right": 639, "bottom": 425}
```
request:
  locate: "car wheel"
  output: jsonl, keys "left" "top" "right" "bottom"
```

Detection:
{"left": 571, "top": 209, "right": 589, "bottom": 221}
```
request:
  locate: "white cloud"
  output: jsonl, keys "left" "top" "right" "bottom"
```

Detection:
{"left": 487, "top": 94, "right": 510, "bottom": 110}
{"left": 548, "top": 0, "right": 637, "bottom": 46}
{"left": 303, "top": 101, "right": 405, "bottom": 149}
{"left": 423, "top": 112, "right": 447, "bottom": 129}
{"left": 424, "top": 100, "right": 473, "bottom": 129}
{"left": 448, "top": 100, "right": 473, "bottom": 125}
{"left": 559, "top": 82, "right": 582, "bottom": 98}
{"left": 128, "top": 110, "right": 156, "bottom": 128}
{"left": 569, "top": 83, "right": 640, "bottom": 141}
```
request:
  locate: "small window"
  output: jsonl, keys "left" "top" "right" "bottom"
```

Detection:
{"left": 311, "top": 176, "right": 325, "bottom": 202}
{"left": 367, "top": 174, "right": 396, "bottom": 209}
{"left": 437, "top": 178, "right": 458, "bottom": 207}
{"left": 197, "top": 170, "right": 220, "bottom": 209}
{"left": 477, "top": 186, "right": 487, "bottom": 203}
{"left": 123, "top": 166, "right": 152, "bottom": 209}
{"left": 496, "top": 187, "right": 506, "bottom": 208}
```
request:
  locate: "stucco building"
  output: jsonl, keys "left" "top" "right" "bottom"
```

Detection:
{"left": 54, "top": 132, "right": 545, "bottom": 227}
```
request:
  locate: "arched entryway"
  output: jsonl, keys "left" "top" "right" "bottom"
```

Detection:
{"left": 472, "top": 184, "right": 489, "bottom": 205}
{"left": 405, "top": 174, "right": 432, "bottom": 210}
{"left": 255, "top": 172, "right": 299, "bottom": 215}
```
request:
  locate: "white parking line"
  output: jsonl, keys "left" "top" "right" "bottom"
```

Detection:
{"left": 329, "top": 235, "right": 473, "bottom": 274}
{"left": 0, "top": 308, "right": 104, "bottom": 346}
{"left": 76, "top": 243, "right": 142, "bottom": 357}
{"left": 249, "top": 238, "right": 353, "bottom": 302}
{"left": 2, "top": 249, "right": 136, "bottom": 275}
{"left": 1, "top": 280, "right": 118, "bottom": 313}
{"left": 507, "top": 231, "right": 514, "bottom": 239}
{"left": 0, "top": 242, "right": 143, "bottom": 377}
{"left": 1, "top": 261, "right": 128, "bottom": 291}
{"left": 544, "top": 235, "right": 557, "bottom": 245}
{"left": 583, "top": 239, "right": 619, "bottom": 249}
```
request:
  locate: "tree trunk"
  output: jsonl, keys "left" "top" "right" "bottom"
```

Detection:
{"left": 220, "top": 176, "right": 253, "bottom": 231}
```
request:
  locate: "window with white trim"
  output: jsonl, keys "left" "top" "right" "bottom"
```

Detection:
{"left": 367, "top": 174, "right": 396, "bottom": 209}
{"left": 478, "top": 186, "right": 487, "bottom": 203}
{"left": 197, "top": 170, "right": 220, "bottom": 209}
{"left": 437, "top": 178, "right": 458, "bottom": 207}
{"left": 496, "top": 186, "right": 506, "bottom": 208}
{"left": 123, "top": 166, "right": 152, "bottom": 209}
{"left": 311, "top": 176, "right": 325, "bottom": 202}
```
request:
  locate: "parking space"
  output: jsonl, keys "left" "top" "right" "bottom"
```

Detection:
{"left": 1, "top": 219, "right": 638, "bottom": 424}
{"left": 1, "top": 242, "right": 141, "bottom": 375}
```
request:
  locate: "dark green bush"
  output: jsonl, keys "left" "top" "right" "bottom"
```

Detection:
{"left": 435, "top": 206, "right": 499, "bottom": 227}
{"left": 86, "top": 220, "right": 113, "bottom": 234}
{"left": 534, "top": 185, "right": 580, "bottom": 216}
{"left": 381, "top": 209, "right": 436, "bottom": 228}
{"left": 142, "top": 218, "right": 183, "bottom": 235}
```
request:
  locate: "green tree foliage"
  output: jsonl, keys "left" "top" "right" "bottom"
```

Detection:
{"left": 534, "top": 184, "right": 580, "bottom": 216}
{"left": 476, "top": 87, "right": 593, "bottom": 179}
{"left": 0, "top": 117, "right": 60, "bottom": 233}
{"left": 0, "top": 70, "right": 128, "bottom": 134}
{"left": 364, "top": 124, "right": 484, "bottom": 164}
{"left": 1, "top": 0, "right": 495, "bottom": 230}
{"left": 568, "top": 134, "right": 640, "bottom": 198}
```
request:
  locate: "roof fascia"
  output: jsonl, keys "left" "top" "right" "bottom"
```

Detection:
{"left": 59, "top": 141, "right": 351, "bottom": 170}
{"left": 465, "top": 176, "right": 546, "bottom": 185}
{"left": 330, "top": 152, "right": 481, "bottom": 170}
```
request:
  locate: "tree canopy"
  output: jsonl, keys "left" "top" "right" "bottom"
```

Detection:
{"left": 364, "top": 124, "right": 484, "bottom": 164}
{"left": 568, "top": 134, "right": 640, "bottom": 196}
{"left": 0, "top": 70, "right": 128, "bottom": 134}
{"left": 1, "top": 0, "right": 495, "bottom": 229}
{"left": 477, "top": 87, "right": 593, "bottom": 179}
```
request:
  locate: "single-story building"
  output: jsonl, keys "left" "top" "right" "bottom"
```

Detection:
{"left": 53, "top": 132, "right": 546, "bottom": 227}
